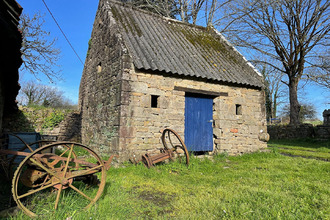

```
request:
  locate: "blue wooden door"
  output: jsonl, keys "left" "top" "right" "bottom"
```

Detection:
{"left": 184, "top": 94, "right": 213, "bottom": 152}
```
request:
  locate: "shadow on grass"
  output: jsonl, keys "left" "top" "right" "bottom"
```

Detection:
{"left": 268, "top": 138, "right": 330, "bottom": 149}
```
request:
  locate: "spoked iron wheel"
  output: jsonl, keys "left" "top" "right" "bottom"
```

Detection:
{"left": 12, "top": 142, "right": 106, "bottom": 217}
{"left": 161, "top": 128, "right": 189, "bottom": 166}
{"left": 8, "top": 140, "right": 56, "bottom": 177}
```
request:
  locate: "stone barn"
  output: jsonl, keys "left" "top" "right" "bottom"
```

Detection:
{"left": 79, "top": 0, "right": 268, "bottom": 160}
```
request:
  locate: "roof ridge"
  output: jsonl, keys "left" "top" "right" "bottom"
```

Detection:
{"left": 106, "top": 0, "right": 212, "bottom": 33}
{"left": 211, "top": 27, "right": 262, "bottom": 77}
{"left": 106, "top": 0, "right": 262, "bottom": 79}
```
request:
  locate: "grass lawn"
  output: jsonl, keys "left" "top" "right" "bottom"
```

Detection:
{"left": 6, "top": 141, "right": 330, "bottom": 220}
{"left": 268, "top": 139, "right": 330, "bottom": 161}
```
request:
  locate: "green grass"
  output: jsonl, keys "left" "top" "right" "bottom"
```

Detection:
{"left": 6, "top": 148, "right": 329, "bottom": 220}
{"left": 303, "top": 120, "right": 323, "bottom": 126}
{"left": 268, "top": 139, "right": 330, "bottom": 161}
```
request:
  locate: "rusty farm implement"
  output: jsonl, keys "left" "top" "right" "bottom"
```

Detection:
{"left": 130, "top": 128, "right": 190, "bottom": 168}
{"left": 0, "top": 133, "right": 116, "bottom": 218}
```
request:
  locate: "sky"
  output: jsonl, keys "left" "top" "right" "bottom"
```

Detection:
{"left": 18, "top": 0, "right": 329, "bottom": 119}
{"left": 18, "top": 0, "right": 99, "bottom": 105}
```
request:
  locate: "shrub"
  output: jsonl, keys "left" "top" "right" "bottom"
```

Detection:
{"left": 42, "top": 111, "right": 65, "bottom": 129}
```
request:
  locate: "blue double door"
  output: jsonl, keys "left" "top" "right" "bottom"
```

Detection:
{"left": 184, "top": 93, "right": 214, "bottom": 152}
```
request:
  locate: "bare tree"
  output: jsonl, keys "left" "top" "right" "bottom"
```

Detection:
{"left": 260, "top": 64, "right": 286, "bottom": 121}
{"left": 171, "top": 0, "right": 205, "bottom": 24}
{"left": 308, "top": 49, "right": 330, "bottom": 89}
{"left": 19, "top": 80, "right": 46, "bottom": 106}
{"left": 281, "top": 103, "right": 317, "bottom": 122}
{"left": 19, "top": 13, "right": 61, "bottom": 83}
{"left": 221, "top": 0, "right": 330, "bottom": 125}
{"left": 121, "top": 0, "right": 233, "bottom": 27}
{"left": 205, "top": 0, "right": 216, "bottom": 27}
{"left": 18, "top": 80, "right": 73, "bottom": 108}
{"left": 120, "top": 0, "right": 179, "bottom": 18}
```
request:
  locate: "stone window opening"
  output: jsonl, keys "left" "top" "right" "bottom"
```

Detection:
{"left": 151, "top": 95, "right": 159, "bottom": 108}
{"left": 97, "top": 62, "right": 102, "bottom": 73}
{"left": 236, "top": 104, "right": 242, "bottom": 115}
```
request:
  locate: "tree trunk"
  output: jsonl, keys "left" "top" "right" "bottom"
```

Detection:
{"left": 288, "top": 78, "right": 300, "bottom": 125}
{"left": 272, "top": 91, "right": 277, "bottom": 118}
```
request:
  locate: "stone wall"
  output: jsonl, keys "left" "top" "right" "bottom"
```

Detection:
{"left": 79, "top": 0, "right": 131, "bottom": 155}
{"left": 57, "top": 112, "right": 81, "bottom": 142}
{"left": 118, "top": 69, "right": 268, "bottom": 159}
{"left": 2, "top": 107, "right": 81, "bottom": 142}
{"left": 45, "top": 112, "right": 81, "bottom": 142}
{"left": 268, "top": 124, "right": 330, "bottom": 140}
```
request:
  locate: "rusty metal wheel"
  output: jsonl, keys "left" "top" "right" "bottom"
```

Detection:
{"left": 161, "top": 128, "right": 189, "bottom": 166}
{"left": 12, "top": 142, "right": 106, "bottom": 218}
{"left": 8, "top": 140, "right": 56, "bottom": 176}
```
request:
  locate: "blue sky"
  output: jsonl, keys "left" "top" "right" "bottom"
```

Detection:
{"left": 18, "top": 0, "right": 99, "bottom": 105}
{"left": 18, "top": 0, "right": 329, "bottom": 119}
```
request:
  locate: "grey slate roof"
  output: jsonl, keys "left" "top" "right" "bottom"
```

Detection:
{"left": 107, "top": 1, "right": 264, "bottom": 88}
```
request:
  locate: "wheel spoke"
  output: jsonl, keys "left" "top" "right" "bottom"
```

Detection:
{"left": 59, "top": 148, "right": 70, "bottom": 157}
{"left": 54, "top": 186, "right": 63, "bottom": 210}
{"left": 68, "top": 164, "right": 103, "bottom": 180}
{"left": 168, "top": 132, "right": 174, "bottom": 148}
{"left": 29, "top": 158, "right": 62, "bottom": 181}
{"left": 69, "top": 183, "right": 93, "bottom": 202}
{"left": 40, "top": 175, "right": 51, "bottom": 187}
{"left": 13, "top": 142, "right": 107, "bottom": 217}
{"left": 63, "top": 144, "right": 74, "bottom": 178}
{"left": 17, "top": 180, "right": 61, "bottom": 199}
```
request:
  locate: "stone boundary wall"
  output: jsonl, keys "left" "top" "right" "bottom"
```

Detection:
{"left": 268, "top": 124, "right": 330, "bottom": 140}
{"left": 43, "top": 112, "right": 81, "bottom": 142}
{"left": 57, "top": 112, "right": 81, "bottom": 142}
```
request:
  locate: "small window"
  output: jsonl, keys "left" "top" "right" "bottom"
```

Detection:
{"left": 151, "top": 95, "right": 159, "bottom": 108}
{"left": 236, "top": 104, "right": 242, "bottom": 115}
{"left": 97, "top": 62, "right": 102, "bottom": 73}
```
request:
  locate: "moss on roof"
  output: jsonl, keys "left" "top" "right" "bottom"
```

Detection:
{"left": 111, "top": 6, "right": 142, "bottom": 37}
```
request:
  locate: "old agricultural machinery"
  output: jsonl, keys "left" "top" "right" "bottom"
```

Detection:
{"left": 0, "top": 133, "right": 116, "bottom": 218}
{"left": 130, "top": 128, "right": 189, "bottom": 168}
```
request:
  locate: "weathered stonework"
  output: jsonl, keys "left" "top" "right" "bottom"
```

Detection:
{"left": 118, "top": 70, "right": 268, "bottom": 158}
{"left": 56, "top": 112, "right": 81, "bottom": 142}
{"left": 267, "top": 108, "right": 330, "bottom": 140}
{"left": 268, "top": 124, "right": 330, "bottom": 140}
{"left": 79, "top": 1, "right": 268, "bottom": 160}
{"left": 79, "top": 0, "right": 131, "bottom": 155}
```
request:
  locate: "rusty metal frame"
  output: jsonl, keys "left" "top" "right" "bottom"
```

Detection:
{"left": 0, "top": 138, "right": 116, "bottom": 218}
{"left": 131, "top": 128, "right": 189, "bottom": 168}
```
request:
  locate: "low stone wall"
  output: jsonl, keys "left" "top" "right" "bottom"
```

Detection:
{"left": 268, "top": 124, "right": 330, "bottom": 140}
{"left": 45, "top": 112, "right": 81, "bottom": 142}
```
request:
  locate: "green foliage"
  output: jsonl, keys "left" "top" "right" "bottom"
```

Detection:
{"left": 41, "top": 111, "right": 65, "bottom": 129}
{"left": 281, "top": 103, "right": 318, "bottom": 122}
{"left": 6, "top": 106, "right": 75, "bottom": 133}
{"left": 304, "top": 120, "right": 323, "bottom": 126}
{"left": 18, "top": 80, "right": 75, "bottom": 109}
{"left": 9, "top": 147, "right": 330, "bottom": 219}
